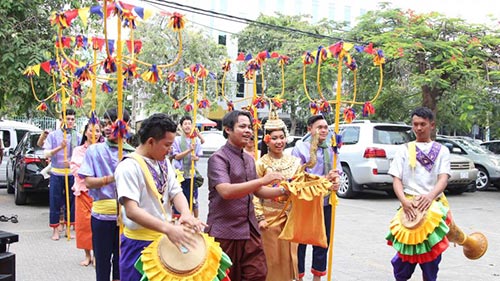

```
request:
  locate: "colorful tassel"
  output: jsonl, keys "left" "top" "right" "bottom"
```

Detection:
{"left": 75, "top": 64, "right": 92, "bottom": 81}
{"left": 198, "top": 98, "right": 210, "bottom": 109}
{"left": 252, "top": 97, "right": 267, "bottom": 109}
{"left": 271, "top": 97, "right": 286, "bottom": 108}
{"left": 226, "top": 101, "right": 234, "bottom": 111}
{"left": 309, "top": 102, "right": 319, "bottom": 115}
{"left": 222, "top": 60, "right": 232, "bottom": 72}
{"left": 331, "top": 133, "right": 343, "bottom": 154}
{"left": 111, "top": 119, "right": 130, "bottom": 139}
{"left": 362, "top": 101, "right": 375, "bottom": 117}
{"left": 101, "top": 82, "right": 113, "bottom": 93}
{"left": 123, "top": 63, "right": 139, "bottom": 79}
{"left": 36, "top": 102, "right": 48, "bottom": 112}
{"left": 278, "top": 55, "right": 290, "bottom": 66}
{"left": 168, "top": 12, "right": 185, "bottom": 31}
{"left": 72, "top": 81, "right": 83, "bottom": 96}
{"left": 184, "top": 103, "right": 193, "bottom": 112}
{"left": 172, "top": 100, "right": 180, "bottom": 109}
{"left": 141, "top": 64, "right": 162, "bottom": 83}
{"left": 319, "top": 99, "right": 331, "bottom": 113}
{"left": 167, "top": 72, "right": 177, "bottom": 82}
{"left": 343, "top": 107, "right": 356, "bottom": 123}
{"left": 103, "top": 56, "right": 117, "bottom": 73}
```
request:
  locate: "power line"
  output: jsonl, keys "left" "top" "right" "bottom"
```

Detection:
{"left": 141, "top": 0, "right": 358, "bottom": 43}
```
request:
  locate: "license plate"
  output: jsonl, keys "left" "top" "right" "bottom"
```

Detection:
{"left": 460, "top": 172, "right": 468, "bottom": 179}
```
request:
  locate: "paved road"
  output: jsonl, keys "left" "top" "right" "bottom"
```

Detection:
{"left": 0, "top": 157, "right": 499, "bottom": 281}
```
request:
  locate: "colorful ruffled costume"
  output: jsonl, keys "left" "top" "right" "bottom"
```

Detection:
{"left": 135, "top": 233, "right": 232, "bottom": 281}
{"left": 386, "top": 196, "right": 451, "bottom": 264}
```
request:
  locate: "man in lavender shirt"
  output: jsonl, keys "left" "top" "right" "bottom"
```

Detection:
{"left": 291, "top": 114, "right": 341, "bottom": 281}
{"left": 43, "top": 108, "right": 82, "bottom": 241}
{"left": 79, "top": 108, "right": 135, "bottom": 281}
{"left": 207, "top": 110, "right": 287, "bottom": 281}
{"left": 171, "top": 115, "right": 204, "bottom": 218}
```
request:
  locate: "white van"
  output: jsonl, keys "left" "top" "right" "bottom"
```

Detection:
{"left": 0, "top": 120, "right": 42, "bottom": 187}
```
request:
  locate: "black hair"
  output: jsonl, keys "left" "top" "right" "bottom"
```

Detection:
{"left": 222, "top": 110, "right": 253, "bottom": 138}
{"left": 260, "top": 128, "right": 286, "bottom": 157}
{"left": 65, "top": 109, "right": 76, "bottom": 116}
{"left": 307, "top": 114, "right": 326, "bottom": 127}
{"left": 79, "top": 123, "right": 103, "bottom": 145}
{"left": 179, "top": 115, "right": 192, "bottom": 126}
{"left": 411, "top": 107, "right": 434, "bottom": 122}
{"left": 138, "top": 113, "right": 177, "bottom": 144}
{"left": 103, "top": 108, "right": 130, "bottom": 123}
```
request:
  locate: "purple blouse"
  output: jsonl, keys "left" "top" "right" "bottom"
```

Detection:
{"left": 207, "top": 142, "right": 260, "bottom": 240}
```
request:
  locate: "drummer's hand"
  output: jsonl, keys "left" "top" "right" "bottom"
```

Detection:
{"left": 401, "top": 199, "right": 416, "bottom": 221}
{"left": 414, "top": 194, "right": 432, "bottom": 212}
{"left": 326, "top": 169, "right": 340, "bottom": 191}
{"left": 165, "top": 223, "right": 197, "bottom": 251}
{"left": 178, "top": 214, "right": 207, "bottom": 233}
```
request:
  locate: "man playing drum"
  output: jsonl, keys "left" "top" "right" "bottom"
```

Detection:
{"left": 115, "top": 113, "right": 205, "bottom": 281}
{"left": 386, "top": 107, "right": 451, "bottom": 281}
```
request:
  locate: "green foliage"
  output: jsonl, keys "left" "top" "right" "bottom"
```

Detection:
{"left": 132, "top": 18, "right": 227, "bottom": 118}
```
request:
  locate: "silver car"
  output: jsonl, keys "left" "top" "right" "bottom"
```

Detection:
{"left": 436, "top": 137, "right": 500, "bottom": 190}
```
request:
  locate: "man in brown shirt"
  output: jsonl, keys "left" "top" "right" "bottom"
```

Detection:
{"left": 207, "top": 110, "right": 286, "bottom": 280}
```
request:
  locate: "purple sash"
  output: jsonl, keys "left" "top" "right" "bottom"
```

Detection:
{"left": 416, "top": 142, "right": 441, "bottom": 172}
{"left": 145, "top": 160, "right": 169, "bottom": 195}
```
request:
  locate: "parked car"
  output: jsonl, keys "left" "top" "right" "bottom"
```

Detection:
{"left": 435, "top": 136, "right": 500, "bottom": 191}
{"left": 0, "top": 120, "right": 43, "bottom": 187}
{"left": 481, "top": 140, "right": 500, "bottom": 155}
{"left": 335, "top": 121, "right": 414, "bottom": 198}
{"left": 446, "top": 154, "right": 478, "bottom": 194}
{"left": 200, "top": 130, "right": 226, "bottom": 156}
{"left": 6, "top": 131, "right": 49, "bottom": 205}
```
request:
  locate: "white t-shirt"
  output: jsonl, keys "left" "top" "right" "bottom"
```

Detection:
{"left": 388, "top": 141, "right": 451, "bottom": 195}
{"left": 115, "top": 155, "right": 183, "bottom": 230}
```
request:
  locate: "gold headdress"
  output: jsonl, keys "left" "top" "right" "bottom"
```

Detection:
{"left": 264, "top": 104, "right": 288, "bottom": 138}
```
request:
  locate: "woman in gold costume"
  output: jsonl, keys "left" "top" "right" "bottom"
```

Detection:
{"left": 254, "top": 110, "right": 301, "bottom": 281}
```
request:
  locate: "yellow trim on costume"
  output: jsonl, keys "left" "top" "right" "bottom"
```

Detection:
{"left": 51, "top": 167, "right": 70, "bottom": 174}
{"left": 408, "top": 141, "right": 416, "bottom": 169}
{"left": 124, "top": 227, "right": 161, "bottom": 241}
{"left": 92, "top": 199, "right": 118, "bottom": 215}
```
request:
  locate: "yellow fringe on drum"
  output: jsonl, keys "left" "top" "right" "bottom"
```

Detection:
{"left": 141, "top": 233, "right": 223, "bottom": 281}
{"left": 389, "top": 201, "right": 448, "bottom": 245}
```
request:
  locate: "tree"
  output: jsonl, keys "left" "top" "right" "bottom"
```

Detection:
{"left": 0, "top": 0, "right": 91, "bottom": 118}
{"left": 236, "top": 13, "right": 352, "bottom": 134}
{"left": 348, "top": 4, "right": 500, "bottom": 134}
{"left": 132, "top": 18, "right": 227, "bottom": 119}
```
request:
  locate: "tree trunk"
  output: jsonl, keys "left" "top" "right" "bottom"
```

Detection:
{"left": 421, "top": 85, "right": 443, "bottom": 139}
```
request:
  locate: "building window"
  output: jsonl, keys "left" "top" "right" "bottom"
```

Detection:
{"left": 237, "top": 73, "right": 245, "bottom": 98}
{"left": 218, "top": 35, "right": 226, "bottom": 46}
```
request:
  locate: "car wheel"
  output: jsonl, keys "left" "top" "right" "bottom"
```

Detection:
{"left": 6, "top": 170, "right": 14, "bottom": 194}
{"left": 446, "top": 185, "right": 468, "bottom": 195}
{"left": 14, "top": 177, "right": 27, "bottom": 205}
{"left": 337, "top": 165, "right": 358, "bottom": 199}
{"left": 475, "top": 167, "right": 490, "bottom": 191}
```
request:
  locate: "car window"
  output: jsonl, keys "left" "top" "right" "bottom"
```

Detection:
{"left": 340, "top": 126, "right": 360, "bottom": 144}
{"left": 373, "top": 126, "right": 413, "bottom": 145}
{"left": 453, "top": 138, "right": 492, "bottom": 154}
{"left": 2, "top": 130, "right": 11, "bottom": 148}
{"left": 15, "top": 129, "right": 29, "bottom": 146}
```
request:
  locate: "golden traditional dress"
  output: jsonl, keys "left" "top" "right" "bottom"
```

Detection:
{"left": 254, "top": 154, "right": 301, "bottom": 281}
